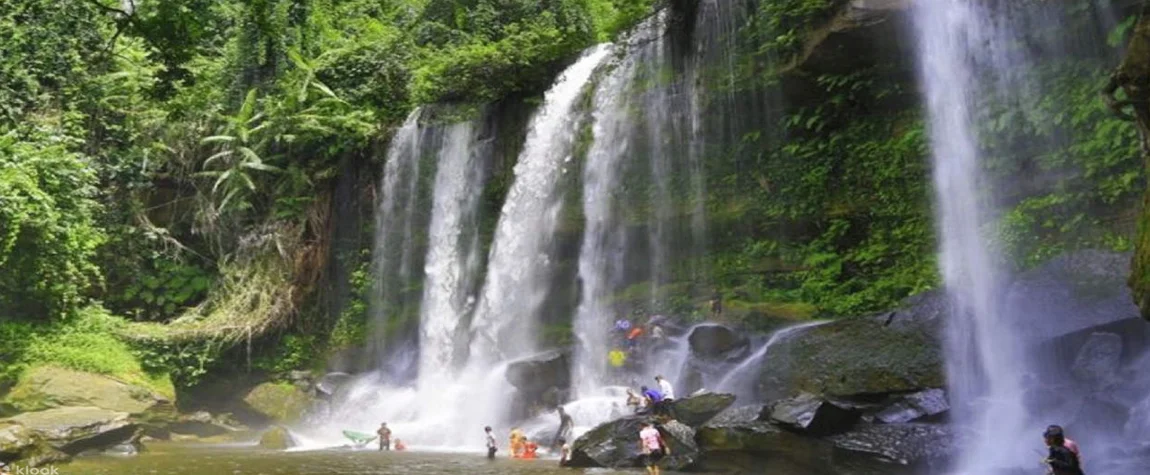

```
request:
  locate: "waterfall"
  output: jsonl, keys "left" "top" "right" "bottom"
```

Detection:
{"left": 572, "top": 36, "right": 642, "bottom": 397}
{"left": 417, "top": 121, "right": 489, "bottom": 386}
{"left": 369, "top": 111, "right": 427, "bottom": 375}
{"left": 913, "top": 1, "right": 1030, "bottom": 471}
{"left": 713, "top": 321, "right": 829, "bottom": 400}
{"left": 468, "top": 44, "right": 613, "bottom": 364}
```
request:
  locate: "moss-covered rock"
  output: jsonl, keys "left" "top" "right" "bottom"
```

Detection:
{"left": 757, "top": 296, "right": 944, "bottom": 402}
{"left": 257, "top": 426, "right": 296, "bottom": 450}
{"left": 1, "top": 406, "right": 141, "bottom": 465}
{"left": 241, "top": 382, "right": 312, "bottom": 425}
{"left": 669, "top": 392, "right": 736, "bottom": 427}
{"left": 2, "top": 366, "right": 175, "bottom": 423}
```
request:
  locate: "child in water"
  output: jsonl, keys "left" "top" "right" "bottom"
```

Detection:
{"left": 394, "top": 439, "right": 407, "bottom": 451}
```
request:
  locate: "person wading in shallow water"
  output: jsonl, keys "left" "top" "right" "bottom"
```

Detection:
{"left": 377, "top": 422, "right": 392, "bottom": 451}
{"left": 638, "top": 422, "right": 670, "bottom": 475}
{"left": 1043, "top": 425, "right": 1084, "bottom": 475}
{"left": 485, "top": 426, "right": 497, "bottom": 459}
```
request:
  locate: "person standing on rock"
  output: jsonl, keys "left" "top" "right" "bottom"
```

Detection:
{"left": 376, "top": 422, "right": 392, "bottom": 451}
{"left": 1043, "top": 425, "right": 1084, "bottom": 475}
{"left": 552, "top": 406, "right": 574, "bottom": 450}
{"left": 638, "top": 422, "right": 670, "bottom": 475}
{"left": 710, "top": 289, "right": 723, "bottom": 318}
{"left": 655, "top": 375, "right": 675, "bottom": 401}
{"left": 485, "top": 426, "right": 497, "bottom": 459}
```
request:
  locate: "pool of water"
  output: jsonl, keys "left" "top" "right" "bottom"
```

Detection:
{"left": 66, "top": 444, "right": 637, "bottom": 475}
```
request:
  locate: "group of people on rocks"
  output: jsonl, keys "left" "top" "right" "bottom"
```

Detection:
{"left": 624, "top": 375, "right": 676, "bottom": 417}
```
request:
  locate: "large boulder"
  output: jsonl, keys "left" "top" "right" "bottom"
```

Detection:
{"left": 1005, "top": 250, "right": 1139, "bottom": 341}
{"left": 767, "top": 393, "right": 861, "bottom": 436}
{"left": 669, "top": 392, "right": 736, "bottom": 427}
{"left": 827, "top": 423, "right": 954, "bottom": 468}
{"left": 757, "top": 295, "right": 944, "bottom": 403}
{"left": 687, "top": 324, "right": 749, "bottom": 359}
{"left": 1070, "top": 332, "right": 1123, "bottom": 387}
{"left": 258, "top": 426, "right": 296, "bottom": 450}
{"left": 505, "top": 351, "right": 570, "bottom": 394}
{"left": 568, "top": 416, "right": 698, "bottom": 470}
{"left": 241, "top": 382, "right": 313, "bottom": 425}
{"left": 873, "top": 389, "right": 949, "bottom": 424}
{"left": 1, "top": 407, "right": 141, "bottom": 465}
{"left": 2, "top": 366, "right": 174, "bottom": 421}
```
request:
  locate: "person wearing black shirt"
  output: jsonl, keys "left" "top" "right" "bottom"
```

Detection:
{"left": 1043, "top": 426, "right": 1084, "bottom": 475}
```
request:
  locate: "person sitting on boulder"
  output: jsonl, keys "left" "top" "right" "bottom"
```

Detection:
{"left": 640, "top": 385, "right": 663, "bottom": 414}
{"left": 626, "top": 388, "right": 644, "bottom": 413}
{"left": 1043, "top": 425, "right": 1084, "bottom": 475}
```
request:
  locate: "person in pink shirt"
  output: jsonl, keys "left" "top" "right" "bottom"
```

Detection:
{"left": 638, "top": 422, "right": 671, "bottom": 475}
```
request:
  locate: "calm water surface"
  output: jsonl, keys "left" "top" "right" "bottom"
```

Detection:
{"left": 68, "top": 444, "right": 646, "bottom": 475}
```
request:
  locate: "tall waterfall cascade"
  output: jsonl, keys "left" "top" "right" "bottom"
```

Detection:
{"left": 913, "top": 1, "right": 1032, "bottom": 471}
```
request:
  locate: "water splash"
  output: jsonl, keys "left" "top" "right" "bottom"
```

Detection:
{"left": 713, "top": 321, "right": 829, "bottom": 400}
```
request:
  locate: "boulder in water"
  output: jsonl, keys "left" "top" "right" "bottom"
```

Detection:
{"left": 258, "top": 426, "right": 296, "bottom": 450}
{"left": 568, "top": 415, "right": 698, "bottom": 470}
{"left": 1070, "top": 332, "right": 1123, "bottom": 386}
{"left": 0, "top": 406, "right": 141, "bottom": 465}
{"left": 688, "top": 324, "right": 749, "bottom": 359}
{"left": 873, "top": 389, "right": 949, "bottom": 424}
{"left": 669, "top": 392, "right": 736, "bottom": 427}
{"left": 767, "top": 393, "right": 860, "bottom": 436}
{"left": 827, "top": 423, "right": 953, "bottom": 467}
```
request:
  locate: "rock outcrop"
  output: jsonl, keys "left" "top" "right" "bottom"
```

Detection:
{"left": 757, "top": 295, "right": 945, "bottom": 403}
{"left": 2, "top": 366, "right": 174, "bottom": 421}
{"left": 669, "top": 392, "right": 735, "bottom": 427}
{"left": 567, "top": 415, "right": 699, "bottom": 470}
{"left": 241, "top": 382, "right": 313, "bottom": 425}
{"left": 0, "top": 407, "right": 142, "bottom": 466}
{"left": 767, "top": 393, "right": 860, "bottom": 436}
{"left": 687, "top": 324, "right": 749, "bottom": 360}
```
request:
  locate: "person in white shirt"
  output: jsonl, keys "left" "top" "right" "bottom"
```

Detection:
{"left": 655, "top": 375, "right": 674, "bottom": 401}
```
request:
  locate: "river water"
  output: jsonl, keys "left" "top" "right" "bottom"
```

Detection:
{"left": 68, "top": 444, "right": 625, "bottom": 475}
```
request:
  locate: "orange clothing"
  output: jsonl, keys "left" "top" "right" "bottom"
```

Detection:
{"left": 627, "top": 327, "right": 644, "bottom": 340}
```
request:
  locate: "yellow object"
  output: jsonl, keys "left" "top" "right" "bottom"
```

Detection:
{"left": 510, "top": 429, "right": 526, "bottom": 457}
{"left": 608, "top": 349, "right": 626, "bottom": 368}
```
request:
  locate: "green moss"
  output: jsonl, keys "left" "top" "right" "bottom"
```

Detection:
{"left": 242, "top": 382, "right": 312, "bottom": 424}
{"left": 0, "top": 307, "right": 174, "bottom": 400}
